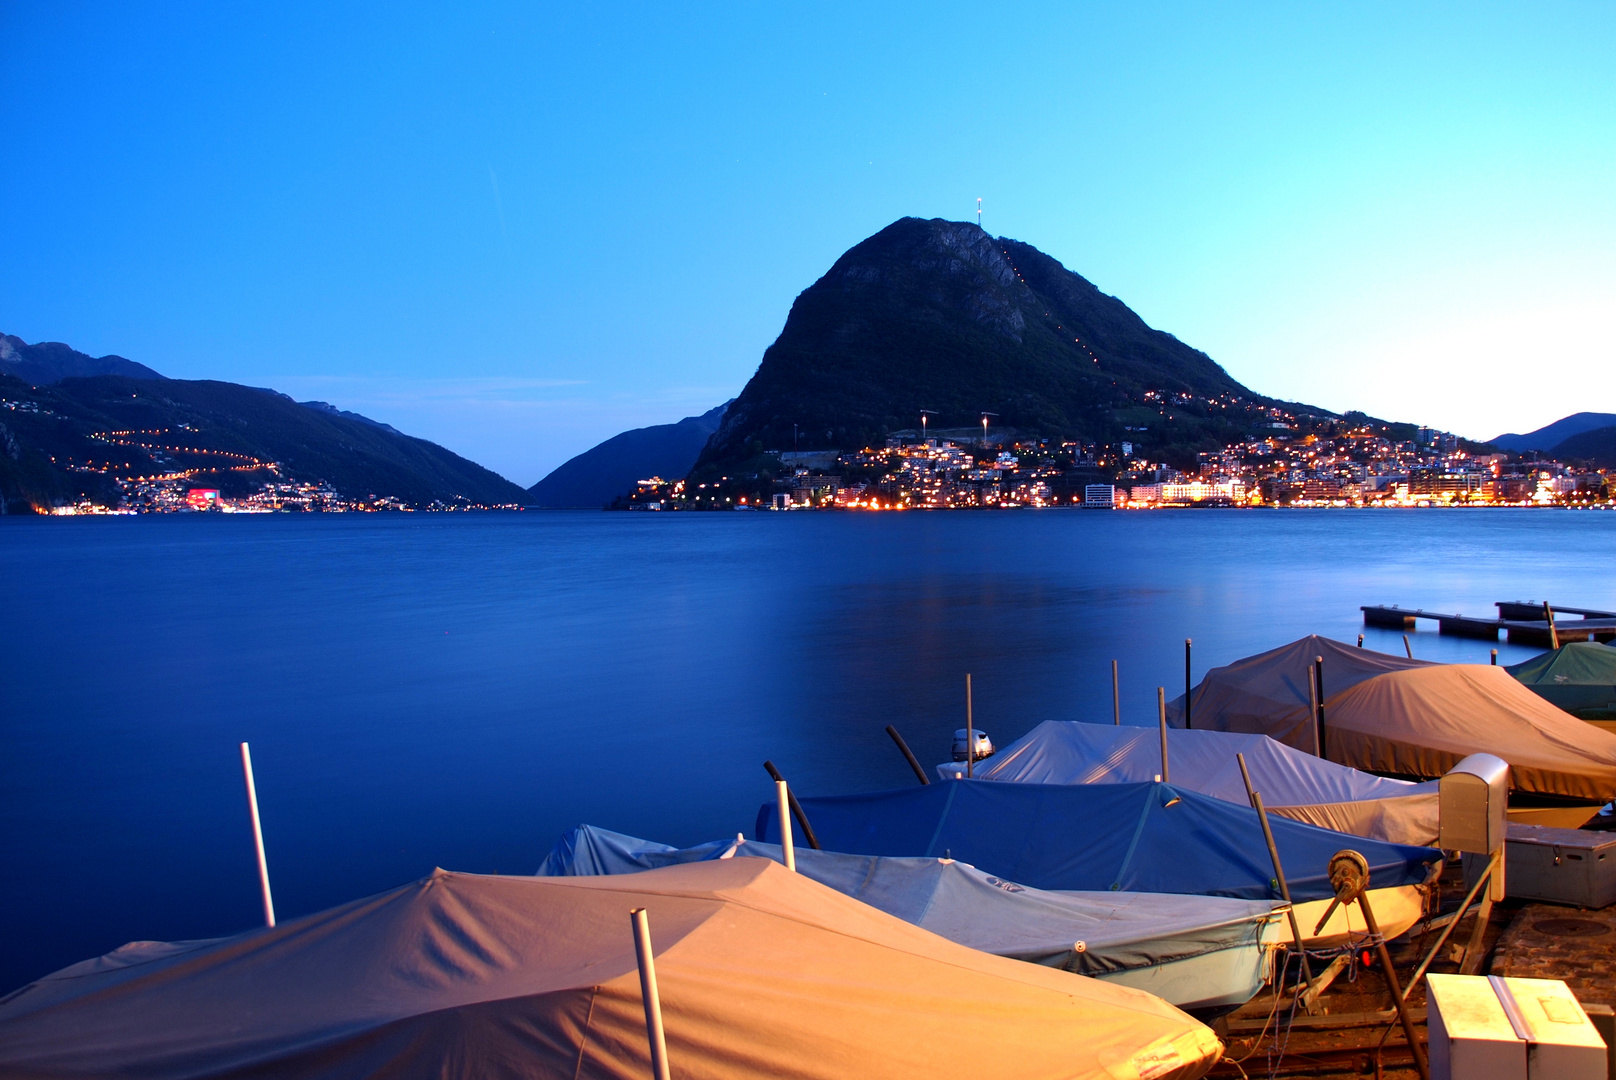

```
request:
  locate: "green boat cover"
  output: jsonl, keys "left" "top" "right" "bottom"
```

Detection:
{"left": 1507, "top": 642, "right": 1616, "bottom": 720}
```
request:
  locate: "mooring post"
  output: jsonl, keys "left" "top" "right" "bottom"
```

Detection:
{"left": 239, "top": 742, "right": 275, "bottom": 928}
{"left": 1314, "top": 655, "right": 1326, "bottom": 758}
{"left": 1491, "top": 648, "right": 1498, "bottom": 666}
{"left": 884, "top": 726, "right": 930, "bottom": 786}
{"left": 1237, "top": 753, "right": 1314, "bottom": 988}
{"left": 1357, "top": 633, "right": 1364, "bottom": 648}
{"left": 1184, "top": 639, "right": 1192, "bottom": 729}
{"left": 630, "top": 908, "right": 673, "bottom": 1080}
{"left": 1156, "top": 687, "right": 1169, "bottom": 784}
{"left": 1307, "top": 661, "right": 1322, "bottom": 757}
{"left": 965, "top": 673, "right": 974, "bottom": 779}
{"left": 763, "top": 761, "right": 820, "bottom": 848}
{"left": 1111, "top": 659, "right": 1120, "bottom": 726}
{"left": 775, "top": 780, "right": 796, "bottom": 871}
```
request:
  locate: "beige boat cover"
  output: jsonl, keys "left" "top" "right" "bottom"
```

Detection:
{"left": 1166, "top": 635, "right": 1430, "bottom": 749}
{"left": 0, "top": 859, "right": 1222, "bottom": 1080}
{"left": 1324, "top": 664, "right": 1616, "bottom": 800}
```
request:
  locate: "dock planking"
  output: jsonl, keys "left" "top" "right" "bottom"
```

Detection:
{"left": 1361, "top": 602, "right": 1616, "bottom": 644}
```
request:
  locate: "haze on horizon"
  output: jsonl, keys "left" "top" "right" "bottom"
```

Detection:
{"left": 2, "top": 2, "right": 1612, "bottom": 486}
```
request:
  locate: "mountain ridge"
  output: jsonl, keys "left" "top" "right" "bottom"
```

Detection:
{"left": 1491, "top": 412, "right": 1616, "bottom": 452}
{"left": 1, "top": 333, "right": 166, "bottom": 385}
{"left": 529, "top": 403, "right": 729, "bottom": 507}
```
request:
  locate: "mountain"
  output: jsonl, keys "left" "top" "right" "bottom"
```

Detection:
{"left": 298, "top": 399, "right": 403, "bottom": 435}
{"left": 1, "top": 333, "right": 166, "bottom": 384}
{"left": 699, "top": 217, "right": 1296, "bottom": 471}
{"left": 1491, "top": 413, "right": 1616, "bottom": 452}
{"left": 0, "top": 371, "right": 528, "bottom": 513}
{"left": 529, "top": 403, "right": 729, "bottom": 507}
{"left": 1550, "top": 425, "right": 1616, "bottom": 467}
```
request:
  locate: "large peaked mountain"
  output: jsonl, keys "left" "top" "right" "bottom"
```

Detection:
{"left": 700, "top": 217, "right": 1270, "bottom": 468}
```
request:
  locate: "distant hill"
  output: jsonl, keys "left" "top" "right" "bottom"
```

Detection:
{"left": 1, "top": 333, "right": 166, "bottom": 384}
{"left": 698, "top": 217, "right": 1299, "bottom": 472}
{"left": 0, "top": 372, "right": 527, "bottom": 512}
{"left": 529, "top": 403, "right": 729, "bottom": 507}
{"left": 1551, "top": 425, "right": 1616, "bottom": 467}
{"left": 1491, "top": 412, "right": 1616, "bottom": 452}
{"left": 298, "top": 399, "right": 403, "bottom": 435}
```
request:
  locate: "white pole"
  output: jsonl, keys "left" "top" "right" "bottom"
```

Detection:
{"left": 239, "top": 742, "right": 275, "bottom": 928}
{"left": 1156, "top": 687, "right": 1170, "bottom": 784}
{"left": 631, "top": 908, "right": 673, "bottom": 1080}
{"left": 775, "top": 780, "right": 796, "bottom": 872}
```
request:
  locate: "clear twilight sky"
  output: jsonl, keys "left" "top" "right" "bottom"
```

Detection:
{"left": 2, "top": 4, "right": 1612, "bottom": 486}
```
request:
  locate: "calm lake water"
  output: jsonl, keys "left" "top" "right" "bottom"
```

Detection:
{"left": 2, "top": 508, "right": 1613, "bottom": 991}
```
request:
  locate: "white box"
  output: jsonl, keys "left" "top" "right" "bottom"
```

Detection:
{"left": 1427, "top": 973, "right": 1607, "bottom": 1080}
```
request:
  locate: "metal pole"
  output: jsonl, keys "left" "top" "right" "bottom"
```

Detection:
{"left": 763, "top": 761, "right": 821, "bottom": 848}
{"left": 1307, "top": 660, "right": 1322, "bottom": 757}
{"left": 239, "top": 742, "right": 275, "bottom": 928}
{"left": 1236, "top": 753, "right": 1314, "bottom": 987}
{"left": 1358, "top": 888, "right": 1430, "bottom": 1080}
{"left": 1314, "top": 655, "right": 1326, "bottom": 759}
{"left": 1111, "top": 660, "right": 1120, "bottom": 726}
{"left": 1184, "top": 639, "right": 1193, "bottom": 729}
{"left": 965, "top": 673, "right": 974, "bottom": 779}
{"left": 1402, "top": 849, "right": 1500, "bottom": 999}
{"left": 775, "top": 780, "right": 795, "bottom": 871}
{"left": 1156, "top": 688, "right": 1169, "bottom": 784}
{"left": 884, "top": 726, "right": 930, "bottom": 785}
{"left": 1544, "top": 602, "right": 1560, "bottom": 649}
{"left": 630, "top": 908, "right": 673, "bottom": 1080}
{"left": 1403, "top": 634, "right": 1413, "bottom": 659}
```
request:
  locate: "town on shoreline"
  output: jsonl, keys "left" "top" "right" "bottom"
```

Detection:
{"left": 623, "top": 408, "right": 1610, "bottom": 511}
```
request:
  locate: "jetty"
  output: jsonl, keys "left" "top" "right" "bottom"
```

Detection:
{"left": 1362, "top": 600, "right": 1616, "bottom": 644}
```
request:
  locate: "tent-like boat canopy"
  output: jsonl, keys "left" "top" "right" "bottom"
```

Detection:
{"left": 0, "top": 860, "right": 1222, "bottom": 1080}
{"left": 758, "top": 779, "right": 1443, "bottom": 902}
{"left": 943, "top": 721, "right": 1439, "bottom": 846}
{"left": 538, "top": 824, "right": 1284, "bottom": 1015}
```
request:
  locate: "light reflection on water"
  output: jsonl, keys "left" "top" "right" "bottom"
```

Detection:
{"left": 1, "top": 508, "right": 1611, "bottom": 990}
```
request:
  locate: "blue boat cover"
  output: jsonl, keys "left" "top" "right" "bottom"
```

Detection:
{"left": 940, "top": 721, "right": 1440, "bottom": 846}
{"left": 755, "top": 779, "right": 1442, "bottom": 902}
{"left": 538, "top": 824, "right": 1283, "bottom": 979}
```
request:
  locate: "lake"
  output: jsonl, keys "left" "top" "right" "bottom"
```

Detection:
{"left": 2, "top": 507, "right": 1612, "bottom": 991}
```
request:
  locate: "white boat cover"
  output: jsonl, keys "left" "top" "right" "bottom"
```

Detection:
{"left": 1324, "top": 664, "right": 1616, "bottom": 800}
{"left": 539, "top": 824, "right": 1284, "bottom": 981}
{"left": 0, "top": 861, "right": 1223, "bottom": 1080}
{"left": 947, "top": 721, "right": 1440, "bottom": 845}
{"left": 1165, "top": 634, "right": 1429, "bottom": 748}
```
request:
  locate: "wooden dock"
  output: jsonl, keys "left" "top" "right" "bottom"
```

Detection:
{"left": 1362, "top": 601, "right": 1616, "bottom": 644}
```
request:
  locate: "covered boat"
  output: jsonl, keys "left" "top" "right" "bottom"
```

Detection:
{"left": 1164, "top": 634, "right": 1428, "bottom": 748}
{"left": 1169, "top": 636, "right": 1616, "bottom": 801}
{"left": 939, "top": 720, "right": 1440, "bottom": 846}
{"left": 1507, "top": 642, "right": 1616, "bottom": 726}
{"left": 539, "top": 824, "right": 1285, "bottom": 1016}
{"left": 1322, "top": 664, "right": 1616, "bottom": 800}
{"left": 758, "top": 778, "right": 1443, "bottom": 902}
{"left": 0, "top": 861, "right": 1223, "bottom": 1080}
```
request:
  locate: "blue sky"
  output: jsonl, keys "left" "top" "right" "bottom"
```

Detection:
{"left": 2, "top": 3, "right": 1612, "bottom": 485}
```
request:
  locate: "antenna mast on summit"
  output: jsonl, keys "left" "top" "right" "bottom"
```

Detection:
{"left": 976, "top": 198, "right": 982, "bottom": 228}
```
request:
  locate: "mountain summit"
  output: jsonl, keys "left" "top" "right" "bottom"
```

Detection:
{"left": 699, "top": 217, "right": 1270, "bottom": 469}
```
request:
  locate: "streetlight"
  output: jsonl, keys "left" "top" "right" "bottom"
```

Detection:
{"left": 920, "top": 409, "right": 936, "bottom": 443}
{"left": 979, "top": 412, "right": 998, "bottom": 449}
